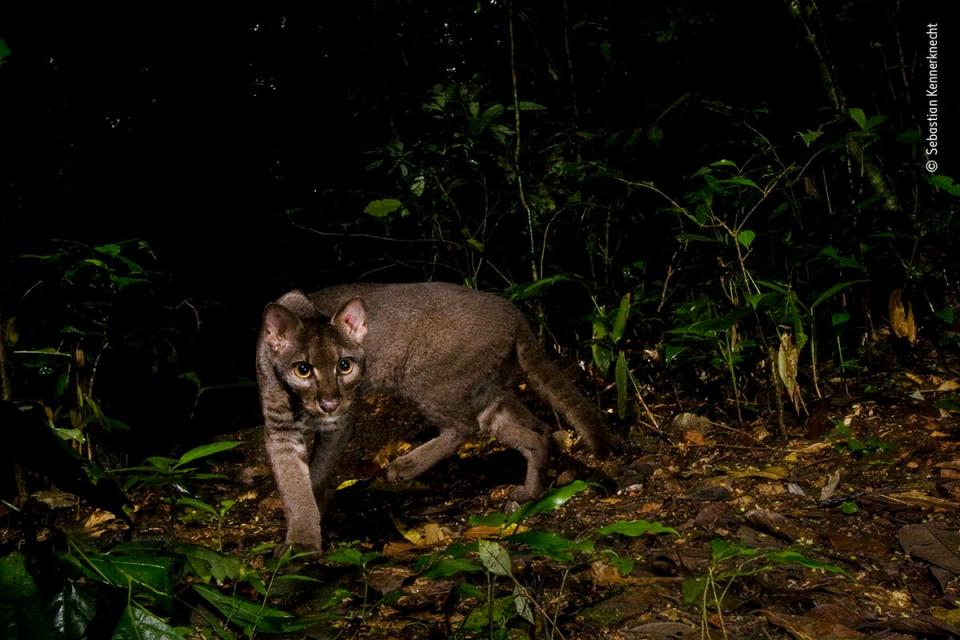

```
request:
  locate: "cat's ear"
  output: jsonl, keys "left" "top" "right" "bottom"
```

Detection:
{"left": 262, "top": 303, "right": 302, "bottom": 353}
{"left": 275, "top": 290, "right": 316, "bottom": 317}
{"left": 333, "top": 298, "right": 368, "bottom": 344}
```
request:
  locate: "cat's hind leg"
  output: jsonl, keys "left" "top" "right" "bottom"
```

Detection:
{"left": 476, "top": 394, "right": 550, "bottom": 502}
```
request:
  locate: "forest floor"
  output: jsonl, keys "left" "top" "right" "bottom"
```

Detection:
{"left": 24, "top": 347, "right": 960, "bottom": 639}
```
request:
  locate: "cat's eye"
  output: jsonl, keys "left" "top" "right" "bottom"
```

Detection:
{"left": 337, "top": 358, "right": 353, "bottom": 374}
{"left": 293, "top": 362, "right": 313, "bottom": 379}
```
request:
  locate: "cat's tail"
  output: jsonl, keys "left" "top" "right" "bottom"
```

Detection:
{"left": 514, "top": 318, "right": 611, "bottom": 457}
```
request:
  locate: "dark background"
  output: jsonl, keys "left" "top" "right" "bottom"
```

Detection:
{"left": 1, "top": 2, "right": 956, "bottom": 452}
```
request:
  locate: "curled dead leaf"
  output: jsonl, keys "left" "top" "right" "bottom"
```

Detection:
{"left": 889, "top": 289, "right": 917, "bottom": 343}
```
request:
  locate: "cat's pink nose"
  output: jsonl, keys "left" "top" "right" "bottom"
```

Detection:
{"left": 319, "top": 399, "right": 340, "bottom": 413}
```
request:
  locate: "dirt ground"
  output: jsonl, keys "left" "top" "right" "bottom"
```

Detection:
{"left": 112, "top": 352, "right": 960, "bottom": 640}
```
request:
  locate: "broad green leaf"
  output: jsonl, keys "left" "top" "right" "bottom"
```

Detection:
{"left": 174, "top": 543, "right": 245, "bottom": 584}
{"left": 324, "top": 545, "right": 380, "bottom": 568}
{"left": 515, "top": 101, "right": 546, "bottom": 111}
{"left": 710, "top": 538, "right": 758, "bottom": 561}
{"left": 927, "top": 174, "right": 960, "bottom": 196}
{"left": 514, "top": 586, "right": 535, "bottom": 624}
{"left": 597, "top": 519, "right": 678, "bottom": 537}
{"left": 798, "top": 129, "right": 823, "bottom": 147}
{"left": 410, "top": 175, "right": 426, "bottom": 198}
{"left": 507, "top": 531, "right": 593, "bottom": 562}
{"left": 176, "top": 497, "right": 218, "bottom": 518}
{"left": 663, "top": 344, "right": 687, "bottom": 364}
{"left": 477, "top": 539, "right": 511, "bottom": 577}
{"left": 462, "top": 595, "right": 515, "bottom": 633}
{"left": 615, "top": 352, "right": 629, "bottom": 420}
{"left": 767, "top": 549, "right": 846, "bottom": 574}
{"left": 848, "top": 108, "right": 867, "bottom": 130}
{"left": 363, "top": 198, "right": 404, "bottom": 218}
{"left": 647, "top": 124, "right": 663, "bottom": 145}
{"left": 709, "top": 159, "right": 738, "bottom": 169}
{"left": 681, "top": 575, "right": 708, "bottom": 604}
{"left": 0, "top": 40, "right": 10, "bottom": 63}
{"left": 737, "top": 229, "right": 756, "bottom": 249}
{"left": 49, "top": 582, "right": 96, "bottom": 640}
{"left": 831, "top": 312, "right": 850, "bottom": 327}
{"left": 193, "top": 585, "right": 316, "bottom": 634}
{"left": 601, "top": 550, "right": 635, "bottom": 576}
{"left": 505, "top": 273, "right": 581, "bottom": 301}
{"left": 810, "top": 280, "right": 869, "bottom": 310}
{"left": 505, "top": 480, "right": 591, "bottom": 525}
{"left": 175, "top": 441, "right": 240, "bottom": 467}
{"left": 723, "top": 176, "right": 760, "bottom": 190}
{"left": 611, "top": 292, "right": 631, "bottom": 343}
{"left": 0, "top": 551, "right": 51, "bottom": 640}
{"left": 112, "top": 605, "right": 182, "bottom": 640}
{"left": 468, "top": 512, "right": 507, "bottom": 527}
{"left": 78, "top": 555, "right": 174, "bottom": 608}
{"left": 422, "top": 558, "right": 482, "bottom": 579}
{"left": 865, "top": 114, "right": 887, "bottom": 130}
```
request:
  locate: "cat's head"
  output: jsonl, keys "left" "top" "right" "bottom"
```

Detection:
{"left": 259, "top": 290, "right": 367, "bottom": 421}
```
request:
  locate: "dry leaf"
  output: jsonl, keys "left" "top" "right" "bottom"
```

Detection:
{"left": 889, "top": 289, "right": 917, "bottom": 343}
{"left": 373, "top": 441, "right": 413, "bottom": 468}
{"left": 777, "top": 332, "right": 805, "bottom": 413}
{"left": 728, "top": 465, "right": 790, "bottom": 480}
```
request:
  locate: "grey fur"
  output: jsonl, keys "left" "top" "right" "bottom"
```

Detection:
{"left": 257, "top": 282, "right": 609, "bottom": 550}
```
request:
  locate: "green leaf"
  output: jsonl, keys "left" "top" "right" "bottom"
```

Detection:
{"left": 505, "top": 273, "right": 581, "bottom": 301}
{"left": 507, "top": 531, "right": 594, "bottom": 562}
{"left": 831, "top": 312, "right": 850, "bottom": 327}
{"left": 681, "top": 575, "right": 708, "bottom": 605}
{"left": 710, "top": 538, "right": 758, "bottom": 561}
{"left": 78, "top": 555, "right": 175, "bottom": 608}
{"left": 737, "top": 229, "right": 756, "bottom": 249}
{"left": 505, "top": 480, "right": 591, "bottom": 525}
{"left": 112, "top": 605, "right": 182, "bottom": 640}
{"left": 840, "top": 500, "right": 859, "bottom": 515}
{"left": 410, "top": 175, "right": 426, "bottom": 198}
{"left": 324, "top": 544, "right": 381, "bottom": 568}
{"left": 601, "top": 550, "right": 635, "bottom": 576}
{"left": 723, "top": 176, "right": 760, "bottom": 190}
{"left": 615, "top": 352, "right": 629, "bottom": 420}
{"left": 175, "top": 441, "right": 240, "bottom": 468}
{"left": 422, "top": 558, "right": 483, "bottom": 579}
{"left": 193, "top": 585, "right": 316, "bottom": 634}
{"left": 176, "top": 497, "right": 218, "bottom": 518}
{"left": 848, "top": 108, "right": 867, "bottom": 130}
{"left": 0, "top": 40, "right": 10, "bottom": 63}
{"left": 363, "top": 198, "right": 404, "bottom": 218}
{"left": 462, "top": 595, "right": 515, "bottom": 633}
{"left": 477, "top": 540, "right": 512, "bottom": 577}
{"left": 515, "top": 101, "right": 546, "bottom": 111}
{"left": 597, "top": 519, "right": 678, "bottom": 537}
{"left": 611, "top": 292, "right": 632, "bottom": 343}
{"left": 49, "top": 582, "right": 96, "bottom": 640}
{"left": 663, "top": 344, "right": 687, "bottom": 364}
{"left": 927, "top": 174, "right": 960, "bottom": 196}
{"left": 798, "top": 129, "right": 823, "bottom": 147}
{"left": 810, "top": 280, "right": 869, "bottom": 310}
{"left": 647, "top": 125, "right": 663, "bottom": 146}
{"left": 174, "top": 543, "right": 246, "bottom": 584}
{"left": 0, "top": 551, "right": 51, "bottom": 640}
{"left": 766, "top": 550, "right": 846, "bottom": 574}
{"left": 865, "top": 114, "right": 887, "bottom": 130}
{"left": 514, "top": 586, "right": 535, "bottom": 624}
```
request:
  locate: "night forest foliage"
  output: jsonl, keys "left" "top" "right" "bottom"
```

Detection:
{"left": 1, "top": 2, "right": 958, "bottom": 639}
